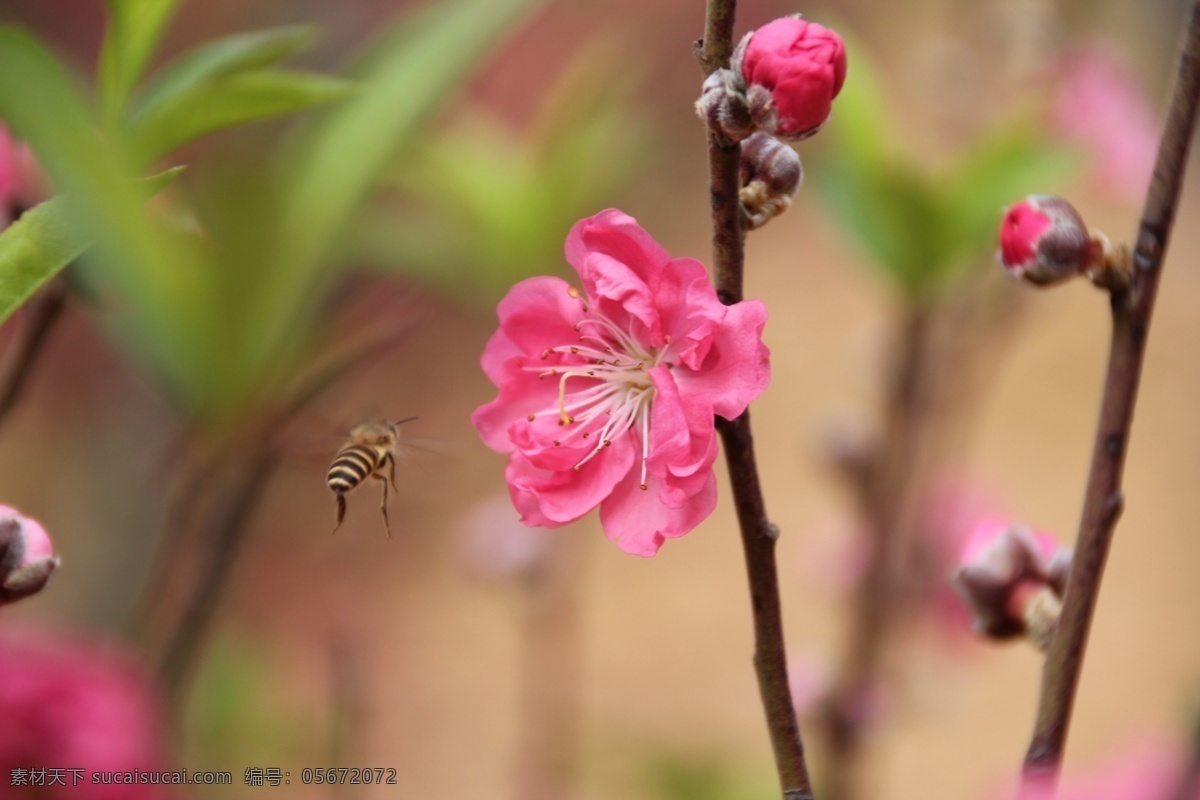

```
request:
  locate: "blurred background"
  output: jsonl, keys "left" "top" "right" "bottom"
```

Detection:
{"left": 0, "top": 0, "right": 1197, "bottom": 798}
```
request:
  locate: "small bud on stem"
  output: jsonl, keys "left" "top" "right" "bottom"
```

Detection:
{"left": 951, "top": 522, "right": 1071, "bottom": 650}
{"left": 696, "top": 16, "right": 847, "bottom": 144}
{"left": 739, "top": 132, "right": 802, "bottom": 229}
{"left": 0, "top": 506, "right": 58, "bottom": 604}
{"left": 998, "top": 195, "right": 1133, "bottom": 292}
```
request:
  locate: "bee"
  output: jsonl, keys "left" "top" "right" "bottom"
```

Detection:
{"left": 326, "top": 417, "right": 418, "bottom": 536}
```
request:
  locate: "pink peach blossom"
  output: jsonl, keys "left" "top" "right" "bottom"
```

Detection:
{"left": 473, "top": 209, "right": 770, "bottom": 556}
{"left": 740, "top": 18, "right": 847, "bottom": 138}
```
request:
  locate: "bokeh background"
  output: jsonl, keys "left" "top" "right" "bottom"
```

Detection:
{"left": 0, "top": 0, "right": 1197, "bottom": 798}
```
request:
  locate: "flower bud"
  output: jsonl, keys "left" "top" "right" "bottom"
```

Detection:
{"left": 950, "top": 520, "right": 1071, "bottom": 650}
{"left": 0, "top": 506, "right": 59, "bottom": 604}
{"left": 998, "top": 195, "right": 1102, "bottom": 286}
{"left": 734, "top": 17, "right": 847, "bottom": 141}
{"left": 739, "top": 132, "right": 802, "bottom": 229}
{"left": 695, "top": 69, "right": 756, "bottom": 143}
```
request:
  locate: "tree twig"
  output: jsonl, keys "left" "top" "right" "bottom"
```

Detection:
{"left": 821, "top": 299, "right": 933, "bottom": 800}
{"left": 1021, "top": 1, "right": 1200, "bottom": 786}
{"left": 0, "top": 278, "right": 68, "bottom": 426}
{"left": 149, "top": 316, "right": 421, "bottom": 706}
{"left": 697, "top": 3, "right": 813, "bottom": 797}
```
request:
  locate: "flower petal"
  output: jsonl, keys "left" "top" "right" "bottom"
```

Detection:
{"left": 599, "top": 464, "right": 718, "bottom": 557}
{"left": 646, "top": 365, "right": 718, "bottom": 483}
{"left": 473, "top": 276, "right": 590, "bottom": 453}
{"left": 506, "top": 436, "right": 636, "bottom": 527}
{"left": 495, "top": 276, "right": 585, "bottom": 356}
{"left": 566, "top": 209, "right": 676, "bottom": 342}
{"left": 672, "top": 298, "right": 770, "bottom": 420}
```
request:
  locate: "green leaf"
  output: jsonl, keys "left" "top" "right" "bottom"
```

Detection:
{"left": 137, "top": 163, "right": 188, "bottom": 193}
{"left": 129, "top": 25, "right": 321, "bottom": 143}
{"left": 946, "top": 126, "right": 1077, "bottom": 258}
{"left": 98, "top": 0, "right": 183, "bottom": 121}
{"left": 244, "top": 0, "right": 544, "bottom": 376}
{"left": 0, "top": 26, "right": 212, "bottom": 406}
{"left": 0, "top": 167, "right": 184, "bottom": 326}
{"left": 129, "top": 68, "right": 353, "bottom": 161}
{"left": 366, "top": 35, "right": 647, "bottom": 303}
{"left": 133, "top": 25, "right": 318, "bottom": 114}
{"left": 821, "top": 29, "right": 891, "bottom": 168}
{"left": 0, "top": 197, "right": 89, "bottom": 324}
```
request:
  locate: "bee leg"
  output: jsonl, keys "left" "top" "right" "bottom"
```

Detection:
{"left": 377, "top": 474, "right": 392, "bottom": 539}
{"left": 385, "top": 452, "right": 398, "bottom": 492}
{"left": 332, "top": 492, "right": 346, "bottom": 535}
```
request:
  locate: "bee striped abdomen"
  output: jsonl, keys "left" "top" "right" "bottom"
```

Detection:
{"left": 327, "top": 444, "right": 381, "bottom": 494}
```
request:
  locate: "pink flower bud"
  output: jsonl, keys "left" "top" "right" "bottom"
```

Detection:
{"left": 998, "top": 195, "right": 1101, "bottom": 286}
{"left": 951, "top": 521, "right": 1071, "bottom": 649}
{"left": 0, "top": 506, "right": 59, "bottom": 604}
{"left": 739, "top": 132, "right": 802, "bottom": 229}
{"left": 736, "top": 17, "right": 847, "bottom": 140}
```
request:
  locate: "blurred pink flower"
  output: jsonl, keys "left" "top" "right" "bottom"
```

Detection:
{"left": 0, "top": 122, "right": 39, "bottom": 229}
{"left": 795, "top": 516, "right": 873, "bottom": 592}
{"left": 458, "top": 492, "right": 555, "bottom": 581}
{"left": 0, "top": 128, "right": 19, "bottom": 231}
{"left": 786, "top": 650, "right": 830, "bottom": 718}
{"left": 0, "top": 631, "right": 171, "bottom": 799}
{"left": 0, "top": 125, "right": 21, "bottom": 210}
{"left": 1053, "top": 49, "right": 1159, "bottom": 200}
{"left": 952, "top": 520, "right": 1071, "bottom": 649}
{"left": 473, "top": 209, "right": 770, "bottom": 556}
{"left": 912, "top": 475, "right": 1010, "bottom": 645}
{"left": 0, "top": 504, "right": 59, "bottom": 605}
{"left": 1010, "top": 733, "right": 1196, "bottom": 800}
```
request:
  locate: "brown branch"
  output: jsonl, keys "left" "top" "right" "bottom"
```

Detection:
{"left": 148, "top": 320, "right": 420, "bottom": 706}
{"left": 696, "top": 0, "right": 738, "bottom": 77}
{"left": 1021, "top": 0, "right": 1200, "bottom": 786}
{"left": 698, "top": 3, "right": 813, "bottom": 797}
{"left": 821, "top": 299, "right": 933, "bottom": 800}
{"left": 0, "top": 279, "right": 67, "bottom": 426}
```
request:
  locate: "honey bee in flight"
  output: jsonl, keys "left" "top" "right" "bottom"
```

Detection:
{"left": 326, "top": 417, "right": 418, "bottom": 537}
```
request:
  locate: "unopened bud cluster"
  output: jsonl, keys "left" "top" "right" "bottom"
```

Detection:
{"left": 998, "top": 195, "right": 1131, "bottom": 289}
{"left": 697, "top": 16, "right": 847, "bottom": 144}
{"left": 739, "top": 132, "right": 802, "bottom": 229}
{"left": 0, "top": 506, "right": 58, "bottom": 604}
{"left": 951, "top": 522, "right": 1071, "bottom": 651}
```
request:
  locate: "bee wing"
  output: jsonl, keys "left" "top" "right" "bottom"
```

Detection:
{"left": 395, "top": 437, "right": 463, "bottom": 460}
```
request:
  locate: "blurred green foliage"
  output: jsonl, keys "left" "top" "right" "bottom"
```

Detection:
{"left": 0, "top": 0, "right": 542, "bottom": 422}
{"left": 812, "top": 42, "right": 1076, "bottom": 297}
{"left": 184, "top": 636, "right": 319, "bottom": 795}
{"left": 646, "top": 752, "right": 777, "bottom": 800}
{"left": 354, "top": 35, "right": 648, "bottom": 301}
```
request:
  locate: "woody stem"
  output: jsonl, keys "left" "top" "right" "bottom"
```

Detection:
{"left": 698, "top": 2, "right": 814, "bottom": 798}
{"left": 1021, "top": 0, "right": 1200, "bottom": 787}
